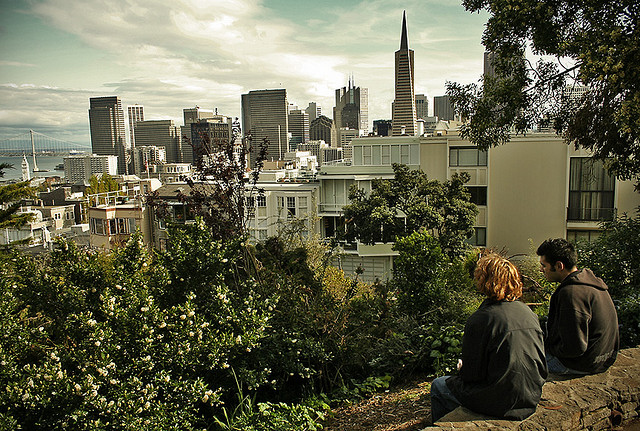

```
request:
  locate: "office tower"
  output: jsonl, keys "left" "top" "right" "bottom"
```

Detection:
{"left": 310, "top": 115, "right": 337, "bottom": 147}
{"left": 183, "top": 107, "right": 214, "bottom": 126}
{"left": 64, "top": 154, "right": 118, "bottom": 184}
{"left": 241, "top": 89, "right": 289, "bottom": 166}
{"left": 373, "top": 119, "right": 392, "bottom": 136}
{"left": 334, "top": 76, "right": 369, "bottom": 135}
{"left": 415, "top": 94, "right": 428, "bottom": 120}
{"left": 89, "top": 96, "right": 129, "bottom": 174}
{"left": 134, "top": 146, "right": 166, "bottom": 176}
{"left": 190, "top": 116, "right": 233, "bottom": 163}
{"left": 288, "top": 109, "right": 310, "bottom": 151}
{"left": 434, "top": 95, "right": 455, "bottom": 121}
{"left": 127, "top": 105, "right": 144, "bottom": 148}
{"left": 392, "top": 11, "right": 417, "bottom": 136}
{"left": 134, "top": 120, "right": 183, "bottom": 166}
{"left": 483, "top": 51, "right": 496, "bottom": 79}
{"left": 305, "top": 102, "right": 321, "bottom": 123}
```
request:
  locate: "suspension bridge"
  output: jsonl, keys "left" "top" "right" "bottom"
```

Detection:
{"left": 0, "top": 130, "right": 91, "bottom": 172}
{"left": 0, "top": 130, "right": 91, "bottom": 156}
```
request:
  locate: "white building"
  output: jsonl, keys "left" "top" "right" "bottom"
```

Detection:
{"left": 64, "top": 154, "right": 118, "bottom": 184}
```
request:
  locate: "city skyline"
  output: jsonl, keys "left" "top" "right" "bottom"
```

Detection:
{"left": 0, "top": 0, "right": 489, "bottom": 146}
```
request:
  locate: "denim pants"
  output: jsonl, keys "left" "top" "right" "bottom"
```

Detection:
{"left": 546, "top": 354, "right": 589, "bottom": 375}
{"left": 430, "top": 376, "right": 461, "bottom": 422}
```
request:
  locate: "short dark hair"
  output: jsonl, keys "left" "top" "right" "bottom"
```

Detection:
{"left": 536, "top": 238, "right": 578, "bottom": 269}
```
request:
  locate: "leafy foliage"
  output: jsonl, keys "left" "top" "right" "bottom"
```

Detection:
{"left": 149, "top": 127, "right": 267, "bottom": 241}
{"left": 575, "top": 210, "right": 640, "bottom": 346}
{"left": 0, "top": 163, "right": 36, "bottom": 232}
{"left": 448, "top": 0, "right": 640, "bottom": 183}
{"left": 343, "top": 164, "right": 478, "bottom": 259}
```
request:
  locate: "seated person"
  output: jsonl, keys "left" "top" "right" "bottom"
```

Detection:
{"left": 537, "top": 238, "right": 619, "bottom": 375}
{"left": 430, "top": 252, "right": 547, "bottom": 422}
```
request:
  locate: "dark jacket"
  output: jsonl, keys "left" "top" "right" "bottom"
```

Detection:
{"left": 546, "top": 269, "right": 619, "bottom": 374}
{"left": 446, "top": 299, "right": 547, "bottom": 420}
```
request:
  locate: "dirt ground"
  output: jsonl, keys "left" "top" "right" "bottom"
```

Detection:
{"left": 323, "top": 376, "right": 433, "bottom": 431}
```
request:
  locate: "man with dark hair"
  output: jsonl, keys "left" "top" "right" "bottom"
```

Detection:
{"left": 537, "top": 238, "right": 619, "bottom": 375}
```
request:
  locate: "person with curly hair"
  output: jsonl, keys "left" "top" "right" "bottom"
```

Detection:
{"left": 430, "top": 252, "right": 547, "bottom": 422}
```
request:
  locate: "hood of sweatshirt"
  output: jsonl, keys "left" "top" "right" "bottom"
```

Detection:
{"left": 559, "top": 268, "right": 608, "bottom": 291}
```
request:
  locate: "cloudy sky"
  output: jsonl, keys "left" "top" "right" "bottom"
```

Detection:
{"left": 0, "top": 0, "right": 489, "bottom": 147}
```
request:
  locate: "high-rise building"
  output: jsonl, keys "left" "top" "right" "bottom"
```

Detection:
{"left": 183, "top": 107, "right": 215, "bottom": 126}
{"left": 241, "top": 89, "right": 289, "bottom": 166}
{"left": 64, "top": 154, "right": 118, "bottom": 184}
{"left": 190, "top": 116, "right": 233, "bottom": 163}
{"left": 415, "top": 94, "right": 428, "bottom": 120}
{"left": 483, "top": 51, "right": 496, "bottom": 79}
{"left": 334, "top": 77, "right": 369, "bottom": 136}
{"left": 89, "top": 96, "right": 129, "bottom": 174}
{"left": 288, "top": 109, "right": 310, "bottom": 151}
{"left": 434, "top": 95, "right": 455, "bottom": 121}
{"left": 310, "top": 115, "right": 337, "bottom": 147}
{"left": 391, "top": 12, "right": 417, "bottom": 136}
{"left": 127, "top": 105, "right": 144, "bottom": 149}
{"left": 373, "top": 119, "right": 392, "bottom": 137}
{"left": 134, "top": 146, "right": 166, "bottom": 176}
{"left": 305, "top": 102, "right": 321, "bottom": 123}
{"left": 134, "top": 120, "right": 183, "bottom": 166}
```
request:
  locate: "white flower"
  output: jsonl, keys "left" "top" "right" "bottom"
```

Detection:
{"left": 158, "top": 322, "right": 166, "bottom": 328}
{"left": 87, "top": 319, "right": 97, "bottom": 327}
{"left": 74, "top": 383, "right": 82, "bottom": 392}
{"left": 95, "top": 341, "right": 101, "bottom": 347}
{"left": 180, "top": 314, "right": 186, "bottom": 320}
{"left": 57, "top": 370, "right": 64, "bottom": 379}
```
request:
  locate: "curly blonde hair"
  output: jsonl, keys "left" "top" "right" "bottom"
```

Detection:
{"left": 474, "top": 252, "right": 522, "bottom": 301}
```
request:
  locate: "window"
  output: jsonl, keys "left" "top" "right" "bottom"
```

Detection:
{"left": 117, "top": 218, "right": 127, "bottom": 234}
{"left": 287, "top": 196, "right": 296, "bottom": 218}
{"left": 568, "top": 158, "right": 615, "bottom": 221}
{"left": 381, "top": 146, "right": 390, "bottom": 164}
{"left": 466, "top": 227, "right": 487, "bottom": 246}
{"left": 108, "top": 219, "right": 117, "bottom": 235}
{"left": 449, "top": 147, "right": 487, "bottom": 167}
{"left": 567, "top": 230, "right": 601, "bottom": 243}
{"left": 91, "top": 217, "right": 105, "bottom": 235}
{"left": 466, "top": 186, "right": 487, "bottom": 206}
{"left": 128, "top": 218, "right": 137, "bottom": 233}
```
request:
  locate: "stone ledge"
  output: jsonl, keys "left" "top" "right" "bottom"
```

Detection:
{"left": 423, "top": 347, "right": 640, "bottom": 430}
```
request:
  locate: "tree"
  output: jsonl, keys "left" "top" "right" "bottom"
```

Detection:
{"left": 0, "top": 163, "right": 36, "bottom": 232}
{"left": 149, "top": 124, "right": 267, "bottom": 242}
{"left": 447, "top": 0, "right": 640, "bottom": 184}
{"left": 343, "top": 164, "right": 478, "bottom": 259}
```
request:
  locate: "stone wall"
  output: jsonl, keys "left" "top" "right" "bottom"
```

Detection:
{"left": 426, "top": 347, "right": 640, "bottom": 430}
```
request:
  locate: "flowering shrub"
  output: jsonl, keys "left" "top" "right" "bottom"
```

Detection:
{"left": 0, "top": 227, "right": 272, "bottom": 429}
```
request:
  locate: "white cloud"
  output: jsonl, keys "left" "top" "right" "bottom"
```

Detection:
{"left": 1, "top": 0, "right": 489, "bottom": 141}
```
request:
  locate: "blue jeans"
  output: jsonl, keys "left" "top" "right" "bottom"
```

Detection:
{"left": 430, "top": 376, "right": 461, "bottom": 422}
{"left": 546, "top": 354, "right": 589, "bottom": 375}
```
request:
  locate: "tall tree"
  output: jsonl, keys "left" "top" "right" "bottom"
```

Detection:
{"left": 447, "top": 0, "right": 640, "bottom": 184}
{"left": 343, "top": 164, "right": 478, "bottom": 259}
{"left": 0, "top": 163, "right": 36, "bottom": 232}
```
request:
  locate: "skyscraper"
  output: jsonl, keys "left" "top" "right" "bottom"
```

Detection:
{"left": 241, "top": 89, "right": 289, "bottom": 166}
{"left": 305, "top": 102, "right": 321, "bottom": 123}
{"left": 415, "top": 94, "right": 428, "bottom": 120}
{"left": 89, "top": 96, "right": 129, "bottom": 175}
{"left": 334, "top": 77, "right": 369, "bottom": 135}
{"left": 310, "top": 115, "right": 337, "bottom": 147}
{"left": 391, "top": 11, "right": 417, "bottom": 136}
{"left": 434, "top": 95, "right": 455, "bottom": 121}
{"left": 134, "top": 120, "right": 183, "bottom": 165}
{"left": 288, "top": 109, "right": 310, "bottom": 151}
{"left": 127, "top": 105, "right": 144, "bottom": 148}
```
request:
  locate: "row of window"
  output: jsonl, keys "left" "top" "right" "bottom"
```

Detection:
{"left": 90, "top": 217, "right": 137, "bottom": 236}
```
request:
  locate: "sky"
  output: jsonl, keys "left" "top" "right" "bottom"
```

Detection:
{"left": 0, "top": 0, "right": 489, "bottom": 147}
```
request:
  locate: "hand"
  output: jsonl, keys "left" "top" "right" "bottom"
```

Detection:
{"left": 457, "top": 359, "right": 463, "bottom": 370}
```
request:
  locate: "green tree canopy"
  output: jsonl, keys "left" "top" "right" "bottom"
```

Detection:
{"left": 448, "top": 0, "right": 640, "bottom": 184}
{"left": 343, "top": 164, "right": 478, "bottom": 259}
{"left": 0, "top": 163, "right": 36, "bottom": 231}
